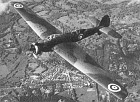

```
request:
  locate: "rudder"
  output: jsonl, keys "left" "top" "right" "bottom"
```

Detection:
{"left": 98, "top": 15, "right": 110, "bottom": 28}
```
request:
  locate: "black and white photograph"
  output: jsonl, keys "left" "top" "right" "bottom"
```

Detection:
{"left": 0, "top": 0, "right": 140, "bottom": 102}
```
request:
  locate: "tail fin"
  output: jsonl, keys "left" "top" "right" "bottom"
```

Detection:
{"left": 96, "top": 15, "right": 110, "bottom": 35}
{"left": 97, "top": 15, "right": 122, "bottom": 39}
{"left": 98, "top": 15, "right": 110, "bottom": 28}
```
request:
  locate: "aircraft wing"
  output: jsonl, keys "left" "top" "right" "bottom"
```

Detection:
{"left": 11, "top": 2, "right": 128, "bottom": 100}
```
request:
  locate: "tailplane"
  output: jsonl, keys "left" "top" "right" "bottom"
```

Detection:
{"left": 97, "top": 15, "right": 122, "bottom": 39}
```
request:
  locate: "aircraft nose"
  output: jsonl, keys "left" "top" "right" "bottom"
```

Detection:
{"left": 29, "top": 44, "right": 36, "bottom": 52}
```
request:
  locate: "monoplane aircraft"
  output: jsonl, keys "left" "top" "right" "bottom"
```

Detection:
{"left": 29, "top": 15, "right": 110, "bottom": 55}
{"left": 11, "top": 2, "right": 128, "bottom": 100}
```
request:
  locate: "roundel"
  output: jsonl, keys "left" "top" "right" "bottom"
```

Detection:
{"left": 47, "top": 35, "right": 52, "bottom": 41}
{"left": 14, "top": 3, "right": 23, "bottom": 8}
{"left": 108, "top": 83, "right": 121, "bottom": 92}
{"left": 78, "top": 34, "right": 84, "bottom": 40}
